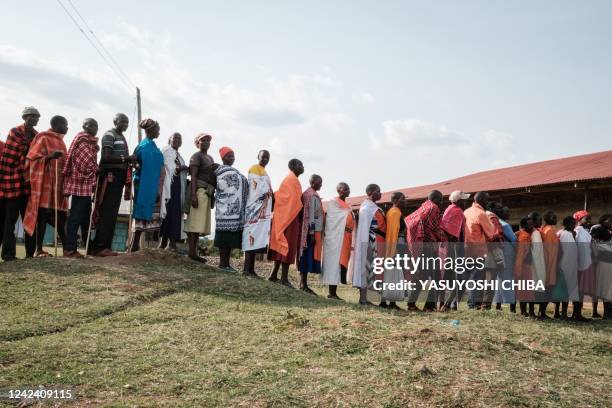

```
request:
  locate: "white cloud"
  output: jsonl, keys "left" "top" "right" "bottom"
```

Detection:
{"left": 376, "top": 119, "right": 467, "bottom": 149}
{"left": 360, "top": 92, "right": 374, "bottom": 104}
{"left": 0, "top": 20, "right": 356, "bottom": 196}
{"left": 370, "top": 118, "right": 518, "bottom": 172}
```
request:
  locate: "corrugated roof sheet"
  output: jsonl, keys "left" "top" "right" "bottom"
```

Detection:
{"left": 348, "top": 149, "right": 612, "bottom": 207}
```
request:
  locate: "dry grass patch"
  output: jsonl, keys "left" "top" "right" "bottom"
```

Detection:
{"left": 0, "top": 250, "right": 610, "bottom": 407}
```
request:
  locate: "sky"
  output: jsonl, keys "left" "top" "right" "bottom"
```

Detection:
{"left": 1, "top": 0, "right": 611, "bottom": 201}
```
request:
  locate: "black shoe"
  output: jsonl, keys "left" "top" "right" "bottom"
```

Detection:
{"left": 407, "top": 304, "right": 422, "bottom": 312}
{"left": 280, "top": 280, "right": 294, "bottom": 289}
{"left": 301, "top": 286, "right": 316, "bottom": 295}
{"left": 189, "top": 255, "right": 207, "bottom": 263}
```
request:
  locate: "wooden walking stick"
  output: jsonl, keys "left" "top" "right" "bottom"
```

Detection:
{"left": 126, "top": 180, "right": 134, "bottom": 250}
{"left": 54, "top": 160, "right": 59, "bottom": 257}
{"left": 85, "top": 175, "right": 100, "bottom": 256}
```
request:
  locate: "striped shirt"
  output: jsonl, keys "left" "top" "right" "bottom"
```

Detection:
{"left": 100, "top": 129, "right": 129, "bottom": 169}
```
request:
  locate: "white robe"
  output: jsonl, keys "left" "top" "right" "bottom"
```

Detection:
{"left": 320, "top": 199, "right": 352, "bottom": 285}
{"left": 242, "top": 168, "right": 273, "bottom": 251}
{"left": 557, "top": 229, "right": 579, "bottom": 302}
{"left": 349, "top": 199, "right": 379, "bottom": 289}
{"left": 575, "top": 226, "right": 592, "bottom": 271}
{"left": 159, "top": 145, "right": 186, "bottom": 239}
{"left": 593, "top": 242, "right": 612, "bottom": 301}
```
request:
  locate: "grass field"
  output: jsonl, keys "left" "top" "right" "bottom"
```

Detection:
{"left": 1, "top": 250, "right": 610, "bottom": 407}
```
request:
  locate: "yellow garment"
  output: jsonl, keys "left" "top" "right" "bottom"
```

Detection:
{"left": 184, "top": 188, "right": 211, "bottom": 234}
{"left": 385, "top": 206, "right": 402, "bottom": 258}
{"left": 248, "top": 164, "right": 267, "bottom": 177}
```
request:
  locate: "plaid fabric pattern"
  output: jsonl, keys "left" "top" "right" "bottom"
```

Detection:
{"left": 63, "top": 132, "right": 99, "bottom": 196}
{"left": 406, "top": 200, "right": 446, "bottom": 243}
{"left": 0, "top": 124, "right": 37, "bottom": 198}
{"left": 22, "top": 130, "right": 68, "bottom": 235}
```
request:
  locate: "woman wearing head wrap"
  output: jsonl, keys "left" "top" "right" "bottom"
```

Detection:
{"left": 184, "top": 133, "right": 217, "bottom": 263}
{"left": 214, "top": 146, "right": 248, "bottom": 271}
{"left": 158, "top": 132, "right": 188, "bottom": 250}
{"left": 128, "top": 119, "right": 164, "bottom": 252}
{"left": 242, "top": 149, "right": 273, "bottom": 277}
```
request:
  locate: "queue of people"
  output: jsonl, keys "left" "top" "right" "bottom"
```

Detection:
{"left": 0, "top": 107, "right": 611, "bottom": 320}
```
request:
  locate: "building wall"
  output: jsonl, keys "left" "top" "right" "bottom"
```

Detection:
{"left": 29, "top": 218, "right": 129, "bottom": 252}
{"left": 493, "top": 187, "right": 611, "bottom": 226}
{"left": 392, "top": 185, "right": 611, "bottom": 229}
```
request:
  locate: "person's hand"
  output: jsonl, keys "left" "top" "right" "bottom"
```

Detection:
{"left": 47, "top": 150, "right": 63, "bottom": 160}
{"left": 96, "top": 167, "right": 103, "bottom": 175}
{"left": 191, "top": 195, "right": 198, "bottom": 208}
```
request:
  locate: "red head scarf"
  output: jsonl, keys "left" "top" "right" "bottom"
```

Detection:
{"left": 573, "top": 210, "right": 589, "bottom": 222}
{"left": 219, "top": 146, "right": 233, "bottom": 160}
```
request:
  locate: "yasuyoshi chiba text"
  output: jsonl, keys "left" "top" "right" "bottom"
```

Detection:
{"left": 372, "top": 279, "right": 545, "bottom": 292}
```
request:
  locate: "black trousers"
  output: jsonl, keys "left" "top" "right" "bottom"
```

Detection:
{"left": 0, "top": 199, "right": 5, "bottom": 252}
{"left": 35, "top": 208, "right": 67, "bottom": 251}
{"left": 92, "top": 169, "right": 126, "bottom": 251}
{"left": 2, "top": 195, "right": 36, "bottom": 260}
{"left": 64, "top": 196, "right": 91, "bottom": 252}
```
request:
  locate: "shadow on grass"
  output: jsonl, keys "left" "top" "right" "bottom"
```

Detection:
{"left": 2, "top": 249, "right": 610, "bottom": 342}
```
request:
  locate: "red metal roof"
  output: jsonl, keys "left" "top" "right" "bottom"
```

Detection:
{"left": 348, "top": 150, "right": 612, "bottom": 207}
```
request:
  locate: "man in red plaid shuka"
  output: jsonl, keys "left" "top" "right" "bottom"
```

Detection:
{"left": 0, "top": 107, "right": 39, "bottom": 261}
{"left": 62, "top": 118, "right": 100, "bottom": 258}
{"left": 404, "top": 190, "right": 447, "bottom": 312}
{"left": 23, "top": 115, "right": 69, "bottom": 257}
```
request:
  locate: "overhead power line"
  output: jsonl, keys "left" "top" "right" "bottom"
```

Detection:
{"left": 66, "top": 0, "right": 136, "bottom": 89}
{"left": 55, "top": 0, "right": 133, "bottom": 93}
